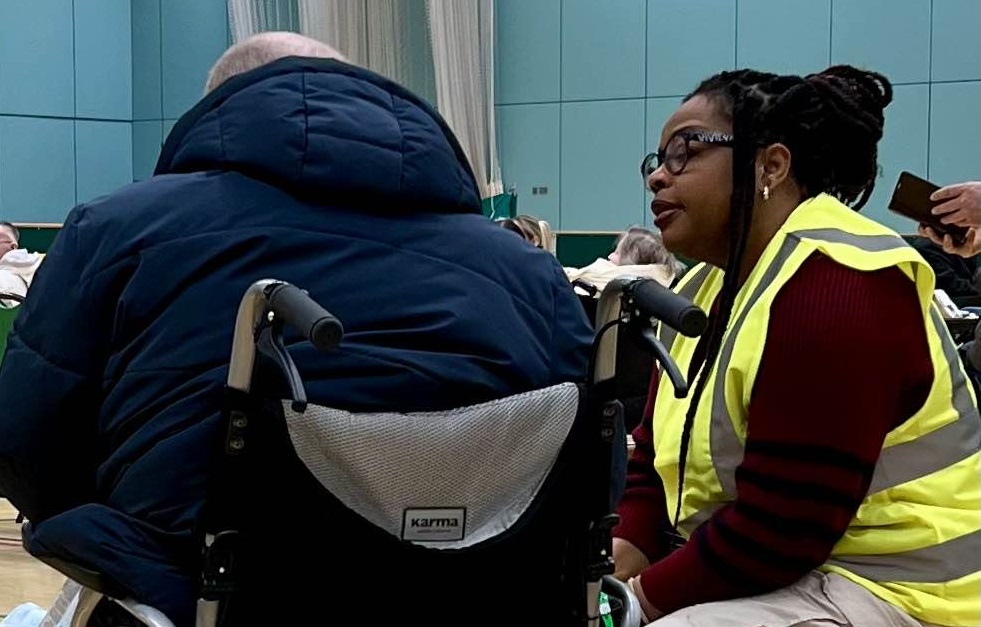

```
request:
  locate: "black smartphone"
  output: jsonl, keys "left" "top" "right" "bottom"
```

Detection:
{"left": 889, "top": 171, "right": 968, "bottom": 245}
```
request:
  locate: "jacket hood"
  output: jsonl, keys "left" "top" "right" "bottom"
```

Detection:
{"left": 155, "top": 56, "right": 481, "bottom": 214}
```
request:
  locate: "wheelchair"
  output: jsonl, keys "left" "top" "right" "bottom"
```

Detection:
{"left": 572, "top": 280, "right": 658, "bottom": 434}
{"left": 20, "top": 276, "right": 705, "bottom": 627}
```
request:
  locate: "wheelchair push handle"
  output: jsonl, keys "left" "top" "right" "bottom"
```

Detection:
{"left": 628, "top": 279, "right": 707, "bottom": 338}
{"left": 264, "top": 283, "right": 343, "bottom": 351}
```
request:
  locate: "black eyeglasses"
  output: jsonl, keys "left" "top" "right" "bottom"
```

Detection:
{"left": 641, "top": 130, "right": 734, "bottom": 177}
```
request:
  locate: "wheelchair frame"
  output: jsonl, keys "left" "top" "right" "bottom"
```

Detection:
{"left": 23, "top": 275, "right": 704, "bottom": 627}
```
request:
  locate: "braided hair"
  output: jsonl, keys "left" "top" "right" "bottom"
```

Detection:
{"left": 670, "top": 65, "right": 893, "bottom": 530}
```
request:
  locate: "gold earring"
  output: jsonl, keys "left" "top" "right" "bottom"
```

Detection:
{"left": 762, "top": 185, "right": 770, "bottom": 201}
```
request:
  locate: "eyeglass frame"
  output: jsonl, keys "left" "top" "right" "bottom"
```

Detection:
{"left": 641, "top": 130, "right": 735, "bottom": 178}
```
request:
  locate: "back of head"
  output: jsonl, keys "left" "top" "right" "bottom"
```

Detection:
{"left": 0, "top": 221, "right": 18, "bottom": 245}
{"left": 614, "top": 226, "right": 678, "bottom": 267}
{"left": 688, "top": 64, "right": 893, "bottom": 213}
{"left": 683, "top": 64, "right": 893, "bottom": 329}
{"left": 498, "top": 215, "right": 554, "bottom": 252}
{"left": 0, "top": 221, "right": 19, "bottom": 257}
{"left": 205, "top": 31, "right": 347, "bottom": 93}
{"left": 155, "top": 27, "right": 482, "bottom": 220}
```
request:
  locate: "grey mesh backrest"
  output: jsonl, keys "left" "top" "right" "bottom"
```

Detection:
{"left": 282, "top": 382, "right": 581, "bottom": 549}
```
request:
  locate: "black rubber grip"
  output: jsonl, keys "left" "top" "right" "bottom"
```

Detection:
{"left": 630, "top": 279, "right": 707, "bottom": 337}
{"left": 265, "top": 283, "right": 344, "bottom": 350}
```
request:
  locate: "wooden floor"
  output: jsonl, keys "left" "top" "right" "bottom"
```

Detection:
{"left": 0, "top": 500, "right": 65, "bottom": 618}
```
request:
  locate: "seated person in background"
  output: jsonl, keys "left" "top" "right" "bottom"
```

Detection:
{"left": 565, "top": 225, "right": 685, "bottom": 295}
{"left": 917, "top": 182, "right": 981, "bottom": 374}
{"left": 497, "top": 214, "right": 555, "bottom": 252}
{"left": 615, "top": 65, "right": 979, "bottom": 626}
{"left": 0, "top": 32, "right": 592, "bottom": 626}
{"left": 566, "top": 226, "right": 685, "bottom": 448}
{"left": 909, "top": 235, "right": 981, "bottom": 299}
{"left": 0, "top": 222, "right": 18, "bottom": 258}
{"left": 0, "top": 222, "right": 44, "bottom": 307}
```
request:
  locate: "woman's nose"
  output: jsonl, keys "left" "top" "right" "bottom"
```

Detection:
{"left": 646, "top": 166, "right": 668, "bottom": 193}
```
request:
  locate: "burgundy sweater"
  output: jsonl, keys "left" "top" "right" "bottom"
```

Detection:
{"left": 613, "top": 253, "right": 934, "bottom": 615}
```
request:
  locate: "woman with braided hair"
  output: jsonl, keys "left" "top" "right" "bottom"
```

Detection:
{"left": 612, "top": 65, "right": 980, "bottom": 626}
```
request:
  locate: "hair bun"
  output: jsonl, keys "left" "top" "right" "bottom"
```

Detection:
{"left": 813, "top": 65, "right": 893, "bottom": 114}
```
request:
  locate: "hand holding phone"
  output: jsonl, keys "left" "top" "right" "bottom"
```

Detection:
{"left": 889, "top": 171, "right": 969, "bottom": 246}
{"left": 930, "top": 182, "right": 981, "bottom": 227}
{"left": 918, "top": 224, "right": 981, "bottom": 259}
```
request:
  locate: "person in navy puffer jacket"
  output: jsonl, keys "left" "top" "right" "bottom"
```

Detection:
{"left": 0, "top": 32, "right": 591, "bottom": 626}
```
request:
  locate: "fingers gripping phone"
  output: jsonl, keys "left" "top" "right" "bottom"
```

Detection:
{"left": 889, "top": 171, "right": 969, "bottom": 245}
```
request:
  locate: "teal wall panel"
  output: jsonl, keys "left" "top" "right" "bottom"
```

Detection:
{"left": 497, "top": 0, "right": 979, "bottom": 233}
{"left": 560, "top": 99, "right": 646, "bottom": 231}
{"left": 495, "top": 0, "right": 561, "bottom": 104}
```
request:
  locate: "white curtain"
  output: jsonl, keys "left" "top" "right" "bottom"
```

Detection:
{"left": 230, "top": 0, "right": 502, "bottom": 199}
{"left": 363, "top": 1, "right": 405, "bottom": 83}
{"left": 228, "top": 0, "right": 300, "bottom": 42}
{"left": 298, "top": 0, "right": 366, "bottom": 65}
{"left": 426, "top": 0, "right": 501, "bottom": 198}
{"left": 297, "top": 1, "right": 412, "bottom": 88}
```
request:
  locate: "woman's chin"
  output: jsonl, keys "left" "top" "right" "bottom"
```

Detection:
{"left": 659, "top": 225, "right": 688, "bottom": 256}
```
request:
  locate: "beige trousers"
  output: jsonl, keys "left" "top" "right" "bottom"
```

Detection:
{"left": 648, "top": 571, "right": 938, "bottom": 627}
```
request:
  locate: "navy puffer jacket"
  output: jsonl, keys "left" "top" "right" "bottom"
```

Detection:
{"left": 0, "top": 57, "right": 591, "bottom": 625}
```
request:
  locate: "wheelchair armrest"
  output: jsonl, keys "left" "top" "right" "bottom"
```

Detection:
{"left": 602, "top": 575, "right": 644, "bottom": 627}
{"left": 21, "top": 522, "right": 130, "bottom": 600}
{"left": 68, "top": 588, "right": 178, "bottom": 627}
{"left": 112, "top": 598, "right": 177, "bottom": 627}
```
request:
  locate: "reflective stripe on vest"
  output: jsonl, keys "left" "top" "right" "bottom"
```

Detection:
{"left": 659, "top": 264, "right": 712, "bottom": 356}
{"left": 678, "top": 227, "right": 981, "bottom": 583}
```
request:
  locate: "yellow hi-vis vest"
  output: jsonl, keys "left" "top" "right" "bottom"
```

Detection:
{"left": 654, "top": 193, "right": 981, "bottom": 626}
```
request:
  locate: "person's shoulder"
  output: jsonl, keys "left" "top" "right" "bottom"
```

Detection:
{"left": 46, "top": 172, "right": 242, "bottom": 278}
{"left": 452, "top": 215, "right": 553, "bottom": 261}
{"left": 777, "top": 252, "right": 922, "bottom": 333}
{"left": 0, "top": 250, "right": 43, "bottom": 275}
{"left": 0, "top": 249, "right": 42, "bottom": 264}
{"left": 445, "top": 216, "right": 571, "bottom": 288}
{"left": 790, "top": 252, "right": 913, "bottom": 292}
{"left": 76, "top": 172, "right": 225, "bottom": 220}
{"left": 569, "top": 258, "right": 615, "bottom": 277}
{"left": 908, "top": 234, "right": 945, "bottom": 256}
{"left": 615, "top": 262, "right": 674, "bottom": 287}
{"left": 70, "top": 171, "right": 270, "bottom": 249}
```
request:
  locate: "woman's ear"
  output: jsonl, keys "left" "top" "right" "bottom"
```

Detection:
{"left": 758, "top": 142, "right": 792, "bottom": 190}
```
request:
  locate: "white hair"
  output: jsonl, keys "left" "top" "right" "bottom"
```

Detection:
{"left": 205, "top": 31, "right": 346, "bottom": 94}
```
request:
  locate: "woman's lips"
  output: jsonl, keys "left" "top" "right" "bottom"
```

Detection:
{"left": 651, "top": 200, "right": 683, "bottom": 229}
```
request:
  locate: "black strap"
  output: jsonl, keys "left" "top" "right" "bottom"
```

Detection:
{"left": 199, "top": 387, "right": 253, "bottom": 602}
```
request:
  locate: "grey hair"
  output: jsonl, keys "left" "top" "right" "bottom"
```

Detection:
{"left": 205, "top": 31, "right": 347, "bottom": 93}
{"left": 614, "top": 225, "right": 685, "bottom": 275}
